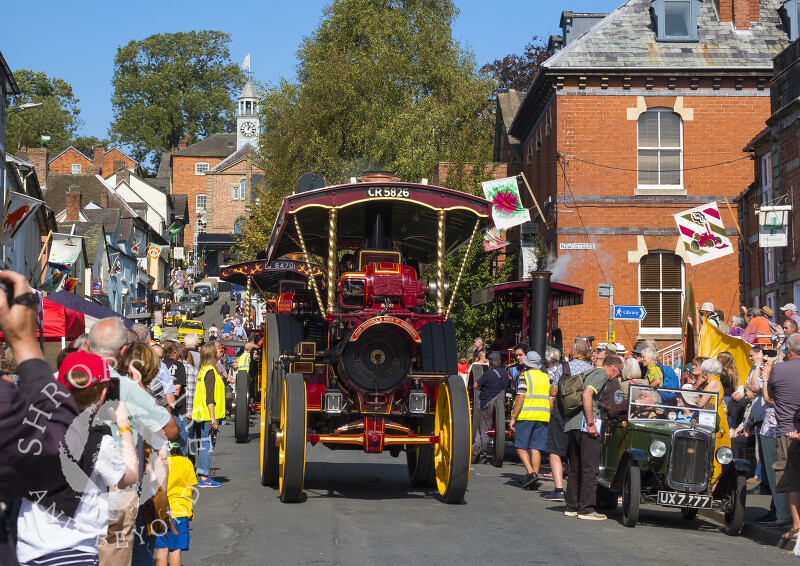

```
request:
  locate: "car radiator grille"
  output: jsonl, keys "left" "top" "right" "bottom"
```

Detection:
{"left": 667, "top": 431, "right": 711, "bottom": 490}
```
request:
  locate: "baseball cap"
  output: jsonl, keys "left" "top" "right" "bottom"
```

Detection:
{"left": 522, "top": 351, "right": 542, "bottom": 368}
{"left": 676, "top": 364, "right": 692, "bottom": 372}
{"left": 781, "top": 303, "right": 797, "bottom": 312}
{"left": 58, "top": 351, "right": 111, "bottom": 389}
{"left": 700, "top": 302, "right": 715, "bottom": 312}
{"left": 487, "top": 352, "right": 502, "bottom": 362}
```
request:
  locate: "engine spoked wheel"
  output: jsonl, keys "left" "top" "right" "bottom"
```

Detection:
{"left": 434, "top": 375, "right": 471, "bottom": 504}
{"left": 278, "top": 372, "right": 307, "bottom": 503}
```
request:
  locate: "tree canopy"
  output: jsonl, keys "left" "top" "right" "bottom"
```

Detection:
{"left": 481, "top": 36, "right": 549, "bottom": 92}
{"left": 109, "top": 30, "right": 243, "bottom": 166}
{"left": 4, "top": 69, "right": 82, "bottom": 154}
{"left": 235, "top": 0, "right": 497, "bottom": 260}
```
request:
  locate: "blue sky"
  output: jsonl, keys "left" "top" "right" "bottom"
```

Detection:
{"left": 2, "top": 0, "right": 622, "bottom": 141}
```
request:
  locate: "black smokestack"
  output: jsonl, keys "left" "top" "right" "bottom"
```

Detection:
{"left": 530, "top": 271, "right": 551, "bottom": 358}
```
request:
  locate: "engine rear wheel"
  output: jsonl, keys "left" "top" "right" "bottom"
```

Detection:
{"left": 492, "top": 396, "right": 505, "bottom": 468}
{"left": 278, "top": 373, "right": 306, "bottom": 503}
{"left": 234, "top": 369, "right": 250, "bottom": 443}
{"left": 434, "top": 375, "right": 471, "bottom": 504}
{"left": 407, "top": 445, "right": 435, "bottom": 487}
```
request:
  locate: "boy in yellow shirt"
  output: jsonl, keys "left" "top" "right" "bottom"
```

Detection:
{"left": 155, "top": 442, "right": 198, "bottom": 566}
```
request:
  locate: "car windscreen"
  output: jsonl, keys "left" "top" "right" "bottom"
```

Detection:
{"left": 181, "top": 322, "right": 203, "bottom": 330}
{"left": 628, "top": 385, "right": 718, "bottom": 430}
{"left": 184, "top": 294, "right": 201, "bottom": 301}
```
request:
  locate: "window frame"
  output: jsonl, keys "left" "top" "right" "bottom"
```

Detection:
{"left": 196, "top": 194, "right": 206, "bottom": 211}
{"left": 765, "top": 247, "right": 776, "bottom": 285}
{"left": 239, "top": 179, "right": 246, "bottom": 201}
{"left": 653, "top": 0, "right": 700, "bottom": 42}
{"left": 638, "top": 251, "right": 685, "bottom": 334}
{"left": 71, "top": 164, "right": 81, "bottom": 174}
{"left": 761, "top": 153, "right": 773, "bottom": 203}
{"left": 195, "top": 162, "right": 209, "bottom": 175}
{"left": 232, "top": 185, "right": 239, "bottom": 200}
{"left": 637, "top": 108, "right": 684, "bottom": 192}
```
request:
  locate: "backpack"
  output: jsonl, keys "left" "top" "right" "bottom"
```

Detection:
{"left": 600, "top": 378, "right": 627, "bottom": 420}
{"left": 656, "top": 364, "right": 679, "bottom": 402}
{"left": 558, "top": 368, "right": 594, "bottom": 416}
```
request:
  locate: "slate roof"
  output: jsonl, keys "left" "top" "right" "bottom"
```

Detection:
{"left": 68, "top": 222, "right": 105, "bottom": 263}
{"left": 497, "top": 89, "right": 526, "bottom": 145}
{"left": 44, "top": 175, "right": 138, "bottom": 219}
{"left": 208, "top": 144, "right": 256, "bottom": 172}
{"left": 156, "top": 152, "right": 172, "bottom": 179}
{"left": 120, "top": 218, "right": 133, "bottom": 242}
{"left": 544, "top": 0, "right": 788, "bottom": 70}
{"left": 174, "top": 133, "right": 236, "bottom": 158}
{"left": 82, "top": 209, "right": 121, "bottom": 235}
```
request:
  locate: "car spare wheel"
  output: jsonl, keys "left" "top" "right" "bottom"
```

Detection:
{"left": 342, "top": 324, "right": 411, "bottom": 391}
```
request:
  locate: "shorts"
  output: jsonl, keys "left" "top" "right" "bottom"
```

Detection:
{"left": 774, "top": 435, "right": 800, "bottom": 493}
{"left": 546, "top": 408, "right": 568, "bottom": 458}
{"left": 155, "top": 516, "right": 190, "bottom": 551}
{"left": 513, "top": 420, "right": 548, "bottom": 451}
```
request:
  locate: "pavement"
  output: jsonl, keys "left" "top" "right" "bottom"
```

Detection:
{"left": 700, "top": 485, "right": 800, "bottom": 552}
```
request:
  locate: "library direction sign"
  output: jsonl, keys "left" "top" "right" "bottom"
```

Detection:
{"left": 613, "top": 305, "right": 647, "bottom": 320}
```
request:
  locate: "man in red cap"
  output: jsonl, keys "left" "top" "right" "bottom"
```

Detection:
{"left": 16, "top": 351, "right": 140, "bottom": 565}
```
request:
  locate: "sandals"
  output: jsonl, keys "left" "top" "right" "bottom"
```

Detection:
{"left": 780, "top": 527, "right": 800, "bottom": 541}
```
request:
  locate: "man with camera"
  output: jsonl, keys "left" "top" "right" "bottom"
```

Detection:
{"left": 0, "top": 270, "right": 81, "bottom": 565}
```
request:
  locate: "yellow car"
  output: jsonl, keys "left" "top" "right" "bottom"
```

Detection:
{"left": 177, "top": 320, "right": 205, "bottom": 345}
{"left": 164, "top": 308, "right": 187, "bottom": 327}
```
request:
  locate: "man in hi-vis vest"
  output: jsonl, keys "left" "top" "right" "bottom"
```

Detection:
{"left": 510, "top": 351, "right": 551, "bottom": 490}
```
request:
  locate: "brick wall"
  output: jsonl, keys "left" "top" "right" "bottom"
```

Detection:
{"left": 93, "top": 147, "right": 136, "bottom": 175}
{"left": 49, "top": 148, "right": 92, "bottom": 175}
{"left": 512, "top": 90, "right": 769, "bottom": 351}
{"left": 206, "top": 159, "right": 264, "bottom": 234}
{"left": 172, "top": 155, "right": 225, "bottom": 246}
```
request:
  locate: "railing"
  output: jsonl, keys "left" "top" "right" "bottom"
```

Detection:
{"left": 659, "top": 341, "right": 683, "bottom": 368}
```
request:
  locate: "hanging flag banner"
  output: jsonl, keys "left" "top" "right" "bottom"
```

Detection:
{"left": 482, "top": 177, "right": 531, "bottom": 231}
{"left": 62, "top": 278, "right": 79, "bottom": 293}
{"left": 673, "top": 202, "right": 733, "bottom": 266}
{"left": 112, "top": 256, "right": 122, "bottom": 275}
{"left": 758, "top": 205, "right": 792, "bottom": 247}
{"left": 49, "top": 233, "right": 83, "bottom": 267}
{"left": 173, "top": 247, "right": 185, "bottom": 260}
{"left": 167, "top": 222, "right": 183, "bottom": 238}
{"left": 1, "top": 192, "right": 42, "bottom": 249}
{"left": 39, "top": 265, "right": 68, "bottom": 294}
{"left": 483, "top": 226, "right": 508, "bottom": 252}
{"left": 147, "top": 244, "right": 162, "bottom": 259}
{"left": 131, "top": 238, "right": 142, "bottom": 255}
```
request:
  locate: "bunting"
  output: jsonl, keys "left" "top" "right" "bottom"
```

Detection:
{"left": 49, "top": 233, "right": 83, "bottom": 267}
{"left": 482, "top": 177, "right": 530, "bottom": 231}
{"left": 1, "top": 192, "right": 42, "bottom": 249}
{"left": 673, "top": 202, "right": 733, "bottom": 266}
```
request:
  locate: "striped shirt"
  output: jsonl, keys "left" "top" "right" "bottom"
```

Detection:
{"left": 183, "top": 361, "right": 198, "bottom": 419}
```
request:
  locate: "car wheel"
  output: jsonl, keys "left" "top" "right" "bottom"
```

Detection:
{"left": 622, "top": 460, "right": 641, "bottom": 527}
{"left": 680, "top": 507, "right": 698, "bottom": 520}
{"left": 723, "top": 474, "right": 746, "bottom": 535}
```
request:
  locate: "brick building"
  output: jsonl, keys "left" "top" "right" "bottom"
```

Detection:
{"left": 501, "top": 0, "right": 788, "bottom": 353}
{"left": 48, "top": 145, "right": 138, "bottom": 177}
{"left": 741, "top": 29, "right": 800, "bottom": 316}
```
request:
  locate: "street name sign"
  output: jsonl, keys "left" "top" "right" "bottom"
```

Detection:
{"left": 613, "top": 305, "right": 647, "bottom": 320}
{"left": 560, "top": 242, "right": 596, "bottom": 250}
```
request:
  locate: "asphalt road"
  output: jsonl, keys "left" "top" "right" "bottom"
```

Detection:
{"left": 184, "top": 421, "right": 798, "bottom": 566}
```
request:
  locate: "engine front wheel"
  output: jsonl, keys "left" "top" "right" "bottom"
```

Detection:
{"left": 278, "top": 373, "right": 307, "bottom": 503}
{"left": 434, "top": 375, "right": 471, "bottom": 504}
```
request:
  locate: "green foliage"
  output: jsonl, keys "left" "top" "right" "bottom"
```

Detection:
{"left": 71, "top": 136, "right": 110, "bottom": 158}
{"left": 444, "top": 237, "right": 512, "bottom": 353}
{"left": 481, "top": 35, "right": 549, "bottom": 93}
{"left": 109, "top": 31, "right": 244, "bottom": 165}
{"left": 5, "top": 69, "right": 82, "bottom": 153}
{"left": 239, "top": 0, "right": 496, "bottom": 244}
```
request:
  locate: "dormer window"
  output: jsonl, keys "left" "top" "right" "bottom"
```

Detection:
{"left": 780, "top": 0, "right": 800, "bottom": 41}
{"left": 652, "top": 0, "right": 701, "bottom": 42}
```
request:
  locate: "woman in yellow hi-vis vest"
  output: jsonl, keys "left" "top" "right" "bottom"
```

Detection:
{"left": 509, "top": 351, "right": 551, "bottom": 489}
{"left": 193, "top": 343, "right": 226, "bottom": 487}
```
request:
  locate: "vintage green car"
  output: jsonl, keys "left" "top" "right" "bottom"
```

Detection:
{"left": 597, "top": 385, "right": 750, "bottom": 535}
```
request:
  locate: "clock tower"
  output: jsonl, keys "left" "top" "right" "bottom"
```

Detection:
{"left": 236, "top": 81, "right": 259, "bottom": 151}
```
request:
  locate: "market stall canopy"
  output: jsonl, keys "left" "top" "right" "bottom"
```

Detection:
{"left": 0, "top": 299, "right": 85, "bottom": 343}
{"left": 46, "top": 290, "right": 134, "bottom": 330}
{"left": 265, "top": 182, "right": 492, "bottom": 265}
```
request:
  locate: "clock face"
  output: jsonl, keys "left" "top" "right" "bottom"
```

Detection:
{"left": 240, "top": 121, "right": 257, "bottom": 138}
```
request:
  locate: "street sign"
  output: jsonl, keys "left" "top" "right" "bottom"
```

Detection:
{"left": 560, "top": 242, "right": 596, "bottom": 250}
{"left": 613, "top": 305, "right": 647, "bottom": 320}
{"left": 598, "top": 284, "right": 613, "bottom": 298}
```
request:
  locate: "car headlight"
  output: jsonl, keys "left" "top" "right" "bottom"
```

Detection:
{"left": 649, "top": 440, "right": 667, "bottom": 458}
{"left": 715, "top": 446, "right": 734, "bottom": 465}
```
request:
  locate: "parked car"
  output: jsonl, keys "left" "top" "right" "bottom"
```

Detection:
{"left": 195, "top": 285, "right": 214, "bottom": 305}
{"left": 178, "top": 320, "right": 205, "bottom": 345}
{"left": 597, "top": 385, "right": 749, "bottom": 535}
{"left": 196, "top": 279, "right": 219, "bottom": 300}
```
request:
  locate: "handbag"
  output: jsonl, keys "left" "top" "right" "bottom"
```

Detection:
{"left": 142, "top": 488, "right": 177, "bottom": 536}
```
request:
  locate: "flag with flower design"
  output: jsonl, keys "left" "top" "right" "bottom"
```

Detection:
{"left": 481, "top": 177, "right": 530, "bottom": 231}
